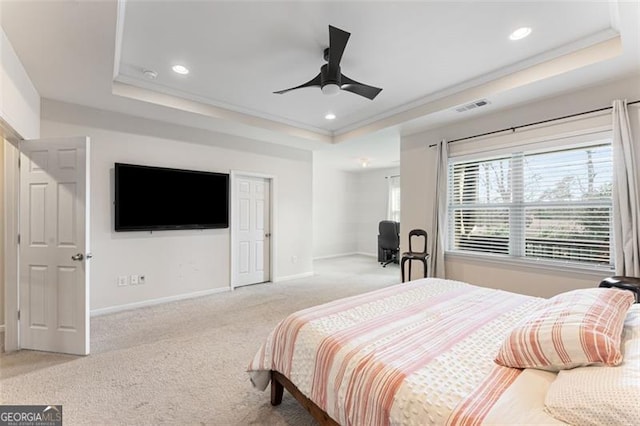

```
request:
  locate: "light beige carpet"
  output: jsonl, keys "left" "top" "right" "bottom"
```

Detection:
{"left": 0, "top": 255, "right": 400, "bottom": 425}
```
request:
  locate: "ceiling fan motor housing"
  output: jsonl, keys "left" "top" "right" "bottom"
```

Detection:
{"left": 320, "top": 63, "right": 341, "bottom": 88}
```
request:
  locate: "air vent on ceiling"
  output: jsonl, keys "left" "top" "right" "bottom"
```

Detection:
{"left": 454, "top": 99, "right": 491, "bottom": 113}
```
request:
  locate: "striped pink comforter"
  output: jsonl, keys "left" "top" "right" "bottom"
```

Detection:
{"left": 248, "top": 279, "right": 555, "bottom": 425}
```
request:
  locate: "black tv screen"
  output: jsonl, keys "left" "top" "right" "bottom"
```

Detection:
{"left": 114, "top": 163, "right": 229, "bottom": 231}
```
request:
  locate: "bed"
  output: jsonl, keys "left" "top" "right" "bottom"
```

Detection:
{"left": 248, "top": 278, "right": 639, "bottom": 425}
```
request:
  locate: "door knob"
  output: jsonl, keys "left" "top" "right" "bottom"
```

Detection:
{"left": 71, "top": 253, "right": 84, "bottom": 261}
{"left": 265, "top": 233, "right": 271, "bottom": 237}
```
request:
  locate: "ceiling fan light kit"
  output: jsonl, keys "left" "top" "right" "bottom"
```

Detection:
{"left": 321, "top": 83, "right": 340, "bottom": 96}
{"left": 274, "top": 25, "right": 383, "bottom": 100}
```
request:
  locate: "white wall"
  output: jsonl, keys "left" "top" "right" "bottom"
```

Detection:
{"left": 41, "top": 100, "right": 313, "bottom": 312}
{"left": 312, "top": 150, "right": 400, "bottom": 259}
{"left": 1, "top": 20, "right": 39, "bottom": 335}
{"left": 312, "top": 154, "right": 358, "bottom": 258}
{"left": 0, "top": 138, "right": 4, "bottom": 329}
{"left": 355, "top": 167, "right": 400, "bottom": 256}
{"left": 401, "top": 75, "right": 640, "bottom": 298}
{"left": 0, "top": 26, "right": 40, "bottom": 139}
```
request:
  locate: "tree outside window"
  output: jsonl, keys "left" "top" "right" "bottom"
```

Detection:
{"left": 447, "top": 143, "right": 613, "bottom": 267}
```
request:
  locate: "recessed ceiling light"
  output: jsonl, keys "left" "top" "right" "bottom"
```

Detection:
{"left": 360, "top": 158, "right": 370, "bottom": 168}
{"left": 172, "top": 64, "right": 189, "bottom": 75}
{"left": 509, "top": 27, "right": 532, "bottom": 41}
{"left": 325, "top": 112, "right": 336, "bottom": 120}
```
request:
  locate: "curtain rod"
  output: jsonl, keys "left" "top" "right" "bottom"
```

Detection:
{"left": 428, "top": 99, "right": 640, "bottom": 148}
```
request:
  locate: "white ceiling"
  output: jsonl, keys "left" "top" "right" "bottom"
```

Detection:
{"left": 2, "top": 1, "right": 639, "bottom": 171}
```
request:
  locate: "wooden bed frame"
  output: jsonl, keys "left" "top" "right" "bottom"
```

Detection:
{"left": 267, "top": 278, "right": 639, "bottom": 425}
{"left": 270, "top": 370, "right": 339, "bottom": 426}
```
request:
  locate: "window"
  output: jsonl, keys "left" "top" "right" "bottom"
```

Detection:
{"left": 447, "top": 142, "right": 613, "bottom": 268}
{"left": 387, "top": 175, "right": 401, "bottom": 222}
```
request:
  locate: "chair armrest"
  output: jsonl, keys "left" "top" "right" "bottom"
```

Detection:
{"left": 599, "top": 276, "right": 640, "bottom": 303}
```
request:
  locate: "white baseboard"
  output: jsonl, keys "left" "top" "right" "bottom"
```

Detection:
{"left": 355, "top": 252, "right": 377, "bottom": 258}
{"left": 273, "top": 271, "right": 314, "bottom": 283}
{"left": 0, "top": 324, "right": 4, "bottom": 333}
{"left": 91, "top": 287, "right": 231, "bottom": 317}
{"left": 313, "top": 252, "right": 360, "bottom": 260}
{"left": 314, "top": 252, "right": 379, "bottom": 260}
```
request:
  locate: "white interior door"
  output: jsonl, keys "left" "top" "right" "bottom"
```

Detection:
{"left": 234, "top": 176, "right": 271, "bottom": 287}
{"left": 19, "top": 137, "right": 90, "bottom": 355}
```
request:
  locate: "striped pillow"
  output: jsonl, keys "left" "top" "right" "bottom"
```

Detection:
{"left": 495, "top": 288, "right": 634, "bottom": 371}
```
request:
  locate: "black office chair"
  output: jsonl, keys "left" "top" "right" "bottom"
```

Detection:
{"left": 378, "top": 221, "right": 400, "bottom": 267}
{"left": 401, "top": 229, "right": 429, "bottom": 282}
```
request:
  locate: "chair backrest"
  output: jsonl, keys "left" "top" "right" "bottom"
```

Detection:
{"left": 379, "top": 221, "right": 400, "bottom": 250}
{"left": 408, "top": 229, "right": 428, "bottom": 254}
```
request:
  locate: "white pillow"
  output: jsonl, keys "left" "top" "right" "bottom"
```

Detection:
{"left": 544, "top": 304, "right": 640, "bottom": 425}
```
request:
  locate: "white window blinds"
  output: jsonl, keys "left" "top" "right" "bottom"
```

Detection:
{"left": 447, "top": 142, "right": 613, "bottom": 267}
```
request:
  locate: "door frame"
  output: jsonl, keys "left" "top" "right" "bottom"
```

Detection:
{"left": 230, "top": 171, "right": 276, "bottom": 289}
{"left": 3, "top": 133, "right": 20, "bottom": 352}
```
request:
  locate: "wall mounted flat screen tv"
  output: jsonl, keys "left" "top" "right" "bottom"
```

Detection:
{"left": 114, "top": 163, "right": 229, "bottom": 231}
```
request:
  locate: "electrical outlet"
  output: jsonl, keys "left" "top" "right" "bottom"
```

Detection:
{"left": 117, "top": 276, "right": 128, "bottom": 287}
{"left": 139, "top": 275, "right": 146, "bottom": 284}
{"left": 130, "top": 274, "right": 139, "bottom": 285}
{"left": 291, "top": 255, "right": 298, "bottom": 264}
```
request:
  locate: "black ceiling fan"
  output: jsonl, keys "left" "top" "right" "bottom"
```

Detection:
{"left": 274, "top": 25, "right": 382, "bottom": 100}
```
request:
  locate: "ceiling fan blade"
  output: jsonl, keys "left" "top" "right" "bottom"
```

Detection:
{"left": 328, "top": 25, "right": 350, "bottom": 74}
{"left": 341, "top": 74, "right": 383, "bottom": 100}
{"left": 273, "top": 73, "right": 322, "bottom": 94}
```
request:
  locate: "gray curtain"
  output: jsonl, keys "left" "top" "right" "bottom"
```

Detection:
{"left": 612, "top": 100, "right": 640, "bottom": 276}
{"left": 429, "top": 139, "right": 448, "bottom": 278}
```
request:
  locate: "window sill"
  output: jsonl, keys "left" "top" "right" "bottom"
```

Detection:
{"left": 444, "top": 250, "right": 614, "bottom": 278}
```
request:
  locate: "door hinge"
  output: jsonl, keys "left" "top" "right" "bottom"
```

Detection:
{"left": 17, "top": 234, "right": 20, "bottom": 245}
{"left": 18, "top": 156, "right": 21, "bottom": 168}
{"left": 17, "top": 310, "right": 20, "bottom": 321}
